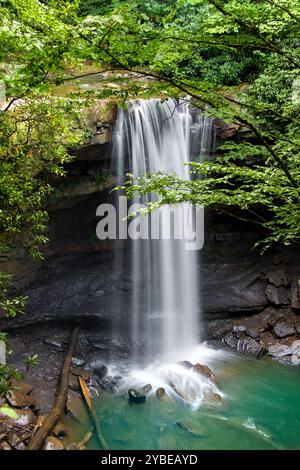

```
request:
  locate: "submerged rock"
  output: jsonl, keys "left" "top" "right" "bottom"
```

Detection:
{"left": 236, "top": 338, "right": 264, "bottom": 358}
{"left": 156, "top": 388, "right": 166, "bottom": 399}
{"left": 273, "top": 322, "right": 295, "bottom": 338}
{"left": 202, "top": 391, "right": 223, "bottom": 408}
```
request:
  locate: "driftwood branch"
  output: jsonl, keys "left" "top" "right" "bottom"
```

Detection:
{"left": 79, "top": 376, "right": 109, "bottom": 450}
{"left": 26, "top": 327, "right": 79, "bottom": 450}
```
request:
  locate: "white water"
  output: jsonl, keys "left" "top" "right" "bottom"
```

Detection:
{"left": 111, "top": 98, "right": 218, "bottom": 404}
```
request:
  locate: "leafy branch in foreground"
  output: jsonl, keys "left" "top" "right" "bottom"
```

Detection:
{"left": 121, "top": 140, "right": 300, "bottom": 252}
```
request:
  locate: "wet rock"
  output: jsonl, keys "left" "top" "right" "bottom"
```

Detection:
{"left": 273, "top": 322, "right": 295, "bottom": 338}
{"left": 223, "top": 333, "right": 238, "bottom": 349}
{"left": 202, "top": 391, "right": 223, "bottom": 408}
{"left": 66, "top": 391, "right": 87, "bottom": 422}
{"left": 296, "top": 325, "right": 300, "bottom": 335}
{"left": 142, "top": 384, "right": 152, "bottom": 394}
{"left": 236, "top": 338, "right": 264, "bottom": 358}
{"left": 266, "top": 270, "right": 288, "bottom": 287}
{"left": 268, "top": 344, "right": 293, "bottom": 358}
{"left": 156, "top": 388, "right": 166, "bottom": 399}
{"left": 88, "top": 386, "right": 99, "bottom": 399}
{"left": 7, "top": 432, "right": 20, "bottom": 449}
{"left": 43, "top": 436, "right": 64, "bottom": 450}
{"left": 291, "top": 279, "right": 300, "bottom": 310}
{"left": 44, "top": 337, "right": 63, "bottom": 350}
{"left": 14, "top": 409, "right": 36, "bottom": 426}
{"left": 260, "top": 331, "right": 277, "bottom": 350}
{"left": 233, "top": 325, "right": 247, "bottom": 333}
{"left": 5, "top": 390, "right": 37, "bottom": 408}
{"left": 291, "top": 351, "right": 300, "bottom": 365}
{"left": 0, "top": 441, "right": 12, "bottom": 450}
{"left": 68, "top": 374, "right": 80, "bottom": 392}
{"left": 15, "top": 441, "right": 26, "bottom": 450}
{"left": 52, "top": 421, "right": 67, "bottom": 438}
{"left": 292, "top": 340, "right": 300, "bottom": 352}
{"left": 71, "top": 367, "right": 91, "bottom": 381}
{"left": 87, "top": 360, "right": 108, "bottom": 379}
{"left": 10, "top": 380, "right": 33, "bottom": 395}
{"left": 266, "top": 285, "right": 290, "bottom": 306}
{"left": 71, "top": 357, "right": 85, "bottom": 367}
{"left": 128, "top": 389, "right": 146, "bottom": 404}
{"left": 246, "top": 327, "right": 260, "bottom": 340}
{"left": 193, "top": 363, "right": 216, "bottom": 384}
{"left": 177, "top": 360, "right": 193, "bottom": 369}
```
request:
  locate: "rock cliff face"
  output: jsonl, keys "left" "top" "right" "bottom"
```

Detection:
{"left": 1, "top": 119, "right": 300, "bottom": 345}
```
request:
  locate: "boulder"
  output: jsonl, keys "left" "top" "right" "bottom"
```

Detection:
{"left": 245, "top": 327, "right": 260, "bottom": 340}
{"left": 0, "top": 441, "right": 12, "bottom": 450}
{"left": 5, "top": 390, "right": 37, "bottom": 409}
{"left": 177, "top": 360, "right": 193, "bottom": 369}
{"left": 291, "top": 279, "right": 300, "bottom": 310}
{"left": 87, "top": 360, "right": 108, "bottom": 379}
{"left": 273, "top": 322, "right": 295, "bottom": 338}
{"left": 266, "top": 285, "right": 290, "bottom": 306}
{"left": 52, "top": 421, "right": 68, "bottom": 438}
{"left": 66, "top": 391, "right": 87, "bottom": 422}
{"left": 128, "top": 389, "right": 146, "bottom": 404}
{"left": 233, "top": 325, "right": 247, "bottom": 334}
{"left": 193, "top": 363, "right": 216, "bottom": 384}
{"left": 10, "top": 380, "right": 33, "bottom": 395}
{"left": 268, "top": 344, "right": 294, "bottom": 358}
{"left": 266, "top": 270, "right": 288, "bottom": 287}
{"left": 142, "top": 384, "right": 152, "bottom": 394}
{"left": 236, "top": 338, "right": 264, "bottom": 358}
{"left": 71, "top": 357, "right": 86, "bottom": 367}
{"left": 156, "top": 388, "right": 166, "bottom": 399}
{"left": 223, "top": 334, "right": 238, "bottom": 349}
{"left": 43, "top": 436, "right": 64, "bottom": 451}
{"left": 68, "top": 374, "right": 80, "bottom": 392}
{"left": 71, "top": 367, "right": 91, "bottom": 381}
{"left": 14, "top": 409, "right": 36, "bottom": 426}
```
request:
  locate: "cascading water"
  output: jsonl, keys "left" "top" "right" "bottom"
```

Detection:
{"left": 110, "top": 98, "right": 219, "bottom": 405}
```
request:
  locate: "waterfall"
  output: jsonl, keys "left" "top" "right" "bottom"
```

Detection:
{"left": 111, "top": 98, "right": 215, "bottom": 366}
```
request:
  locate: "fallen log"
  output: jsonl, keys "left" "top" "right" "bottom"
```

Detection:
{"left": 26, "top": 327, "right": 79, "bottom": 450}
{"left": 79, "top": 376, "right": 109, "bottom": 450}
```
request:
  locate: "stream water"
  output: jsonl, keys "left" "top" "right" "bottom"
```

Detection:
{"left": 66, "top": 350, "right": 300, "bottom": 450}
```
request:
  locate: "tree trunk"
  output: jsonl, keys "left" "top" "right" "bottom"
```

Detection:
{"left": 26, "top": 327, "right": 79, "bottom": 450}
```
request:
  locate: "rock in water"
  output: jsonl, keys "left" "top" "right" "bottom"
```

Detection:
{"left": 268, "top": 344, "right": 293, "bottom": 358}
{"left": 177, "top": 361, "right": 193, "bottom": 369}
{"left": 43, "top": 436, "right": 64, "bottom": 451}
{"left": 156, "top": 388, "right": 166, "bottom": 399}
{"left": 142, "top": 384, "right": 152, "bottom": 394}
{"left": 236, "top": 338, "right": 264, "bottom": 358}
{"left": 193, "top": 363, "right": 217, "bottom": 384}
{"left": 87, "top": 360, "right": 108, "bottom": 379}
{"left": 273, "top": 322, "right": 295, "bottom": 338}
{"left": 128, "top": 389, "right": 146, "bottom": 404}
